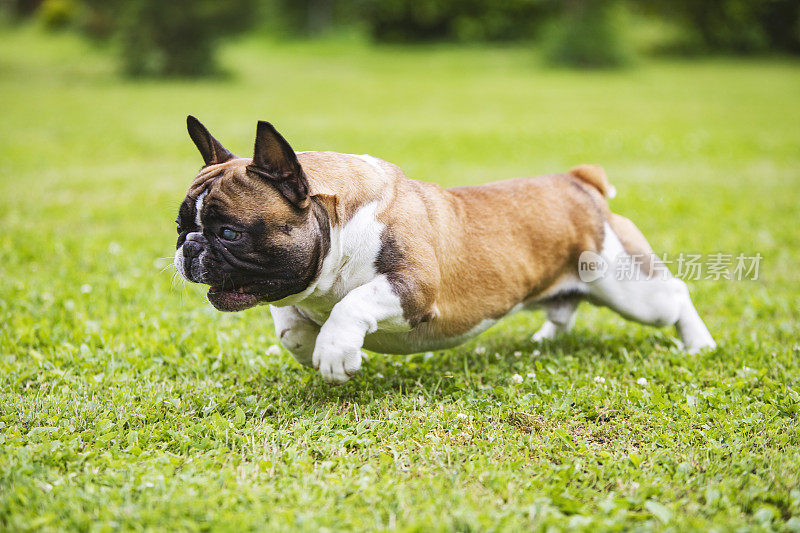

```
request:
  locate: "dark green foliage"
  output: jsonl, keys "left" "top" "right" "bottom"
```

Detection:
{"left": 5, "top": 0, "right": 43, "bottom": 18}
{"left": 545, "top": 0, "right": 633, "bottom": 68}
{"left": 640, "top": 0, "right": 800, "bottom": 54}
{"left": 359, "top": 0, "right": 558, "bottom": 42}
{"left": 84, "top": 0, "right": 257, "bottom": 77}
{"left": 37, "top": 0, "right": 79, "bottom": 31}
{"left": 7, "top": 0, "right": 800, "bottom": 58}
{"left": 272, "top": 0, "right": 343, "bottom": 36}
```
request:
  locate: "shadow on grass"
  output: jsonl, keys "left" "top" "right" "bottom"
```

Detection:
{"left": 264, "top": 323, "right": 681, "bottom": 413}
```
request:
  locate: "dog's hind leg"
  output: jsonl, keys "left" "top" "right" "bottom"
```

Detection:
{"left": 532, "top": 298, "right": 579, "bottom": 342}
{"left": 586, "top": 216, "right": 716, "bottom": 353}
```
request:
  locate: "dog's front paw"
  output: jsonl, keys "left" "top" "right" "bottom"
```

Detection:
{"left": 312, "top": 341, "right": 363, "bottom": 384}
{"left": 532, "top": 321, "right": 558, "bottom": 342}
{"left": 279, "top": 324, "right": 320, "bottom": 367}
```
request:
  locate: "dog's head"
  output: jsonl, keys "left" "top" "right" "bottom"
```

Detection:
{"left": 174, "top": 116, "right": 329, "bottom": 311}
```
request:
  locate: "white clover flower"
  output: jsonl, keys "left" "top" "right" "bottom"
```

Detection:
{"left": 513, "top": 351, "right": 522, "bottom": 357}
{"left": 474, "top": 346, "right": 486, "bottom": 355}
{"left": 80, "top": 284, "right": 92, "bottom": 294}
{"left": 511, "top": 373, "right": 524, "bottom": 384}
{"left": 375, "top": 372, "right": 384, "bottom": 379}
{"left": 532, "top": 349, "right": 541, "bottom": 357}
{"left": 424, "top": 351, "right": 435, "bottom": 360}
{"left": 455, "top": 413, "right": 469, "bottom": 421}
{"left": 265, "top": 345, "right": 281, "bottom": 356}
{"left": 526, "top": 372, "right": 536, "bottom": 379}
{"left": 636, "top": 377, "right": 648, "bottom": 386}
{"left": 594, "top": 376, "right": 606, "bottom": 384}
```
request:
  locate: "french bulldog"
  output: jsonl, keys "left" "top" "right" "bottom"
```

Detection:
{"left": 174, "top": 116, "right": 716, "bottom": 383}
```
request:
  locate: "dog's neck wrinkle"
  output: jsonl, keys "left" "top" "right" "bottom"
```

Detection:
{"left": 309, "top": 195, "right": 333, "bottom": 282}
{"left": 264, "top": 198, "right": 333, "bottom": 309}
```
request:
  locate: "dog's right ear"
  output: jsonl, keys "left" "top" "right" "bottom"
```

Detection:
{"left": 186, "top": 115, "right": 236, "bottom": 166}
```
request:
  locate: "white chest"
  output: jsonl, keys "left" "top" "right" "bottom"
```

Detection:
{"left": 272, "top": 201, "right": 386, "bottom": 325}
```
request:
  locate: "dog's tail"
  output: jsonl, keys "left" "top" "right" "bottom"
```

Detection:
{"left": 569, "top": 164, "right": 617, "bottom": 199}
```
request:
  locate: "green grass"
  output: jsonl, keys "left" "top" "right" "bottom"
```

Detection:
{"left": 2, "top": 25, "right": 800, "bottom": 531}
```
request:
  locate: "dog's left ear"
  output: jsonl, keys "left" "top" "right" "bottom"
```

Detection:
{"left": 247, "top": 121, "right": 309, "bottom": 209}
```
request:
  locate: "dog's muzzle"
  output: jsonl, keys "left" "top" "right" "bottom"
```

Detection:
{"left": 175, "top": 232, "right": 206, "bottom": 283}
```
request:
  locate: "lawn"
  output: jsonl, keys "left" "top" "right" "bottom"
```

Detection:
{"left": 1, "top": 25, "right": 800, "bottom": 531}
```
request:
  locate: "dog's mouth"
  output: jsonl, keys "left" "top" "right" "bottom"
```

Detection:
{"left": 207, "top": 282, "right": 268, "bottom": 312}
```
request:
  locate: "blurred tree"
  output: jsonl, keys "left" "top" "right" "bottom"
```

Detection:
{"left": 545, "top": 0, "right": 633, "bottom": 67}
{"left": 760, "top": 0, "right": 800, "bottom": 54}
{"left": 5, "top": 0, "right": 43, "bottom": 18}
{"left": 639, "top": 0, "right": 800, "bottom": 54}
{"left": 358, "top": 0, "right": 557, "bottom": 42}
{"left": 276, "top": 0, "right": 336, "bottom": 36}
{"left": 82, "top": 0, "right": 257, "bottom": 77}
{"left": 37, "top": 0, "right": 79, "bottom": 31}
{"left": 8, "top": 0, "right": 799, "bottom": 64}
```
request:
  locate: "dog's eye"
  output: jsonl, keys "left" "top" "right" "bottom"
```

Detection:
{"left": 219, "top": 228, "right": 242, "bottom": 241}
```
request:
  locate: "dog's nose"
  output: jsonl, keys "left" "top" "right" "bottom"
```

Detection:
{"left": 183, "top": 240, "right": 202, "bottom": 261}
{"left": 185, "top": 231, "right": 203, "bottom": 243}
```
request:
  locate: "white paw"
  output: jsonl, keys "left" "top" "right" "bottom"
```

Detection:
{"left": 680, "top": 323, "right": 717, "bottom": 355}
{"left": 686, "top": 338, "right": 717, "bottom": 355}
{"left": 312, "top": 343, "right": 363, "bottom": 384}
{"left": 532, "top": 321, "right": 557, "bottom": 343}
{"left": 279, "top": 329, "right": 316, "bottom": 367}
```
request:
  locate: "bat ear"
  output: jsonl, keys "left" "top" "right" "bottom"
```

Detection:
{"left": 247, "top": 121, "right": 309, "bottom": 209}
{"left": 186, "top": 115, "right": 236, "bottom": 166}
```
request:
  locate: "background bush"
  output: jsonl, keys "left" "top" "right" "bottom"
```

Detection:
{"left": 6, "top": 0, "right": 800, "bottom": 76}
{"left": 37, "top": 0, "right": 78, "bottom": 31}
{"left": 82, "top": 0, "right": 257, "bottom": 77}
{"left": 544, "top": 0, "right": 633, "bottom": 68}
{"left": 642, "top": 0, "right": 800, "bottom": 55}
{"left": 357, "top": 0, "right": 557, "bottom": 43}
